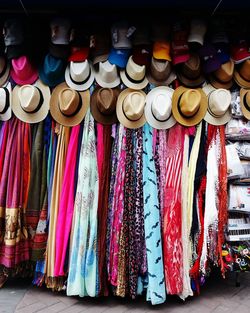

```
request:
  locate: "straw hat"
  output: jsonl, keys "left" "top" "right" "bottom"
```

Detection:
{"left": 203, "top": 84, "right": 231, "bottom": 125}
{"left": 93, "top": 60, "right": 120, "bottom": 88}
{"left": 90, "top": 87, "right": 120, "bottom": 125}
{"left": 116, "top": 88, "right": 146, "bottom": 129}
{"left": 0, "top": 56, "right": 10, "bottom": 87}
{"left": 12, "top": 79, "right": 50, "bottom": 123}
{"left": 145, "top": 86, "right": 176, "bottom": 129}
{"left": 65, "top": 60, "right": 95, "bottom": 91}
{"left": 0, "top": 82, "right": 12, "bottom": 121}
{"left": 147, "top": 57, "right": 176, "bottom": 86}
{"left": 234, "top": 60, "right": 250, "bottom": 88}
{"left": 209, "top": 59, "right": 234, "bottom": 89}
{"left": 172, "top": 86, "right": 208, "bottom": 126}
{"left": 120, "top": 56, "right": 148, "bottom": 90}
{"left": 240, "top": 88, "right": 250, "bottom": 120}
{"left": 50, "top": 82, "right": 90, "bottom": 126}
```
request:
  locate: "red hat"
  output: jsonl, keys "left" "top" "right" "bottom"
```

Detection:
{"left": 231, "top": 40, "right": 250, "bottom": 64}
{"left": 171, "top": 28, "right": 190, "bottom": 65}
{"left": 132, "top": 45, "right": 152, "bottom": 68}
{"left": 68, "top": 47, "right": 89, "bottom": 62}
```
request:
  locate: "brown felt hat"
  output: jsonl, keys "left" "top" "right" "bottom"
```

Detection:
{"left": 240, "top": 88, "right": 250, "bottom": 120}
{"left": 177, "top": 53, "right": 205, "bottom": 87}
{"left": 147, "top": 57, "right": 176, "bottom": 86}
{"left": 172, "top": 86, "right": 208, "bottom": 126}
{"left": 90, "top": 87, "right": 120, "bottom": 125}
{"left": 234, "top": 59, "right": 250, "bottom": 88}
{"left": 209, "top": 59, "right": 234, "bottom": 89}
{"left": 50, "top": 82, "right": 90, "bottom": 126}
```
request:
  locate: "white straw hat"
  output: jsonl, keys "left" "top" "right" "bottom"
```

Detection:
{"left": 94, "top": 60, "right": 120, "bottom": 88}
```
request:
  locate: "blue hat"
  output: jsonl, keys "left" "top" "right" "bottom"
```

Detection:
{"left": 39, "top": 54, "right": 66, "bottom": 87}
{"left": 216, "top": 44, "right": 230, "bottom": 64}
{"left": 108, "top": 48, "right": 131, "bottom": 69}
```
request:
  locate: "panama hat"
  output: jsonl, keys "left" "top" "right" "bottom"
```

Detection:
{"left": 12, "top": 79, "right": 50, "bottom": 123}
{"left": 240, "top": 88, "right": 250, "bottom": 120}
{"left": 0, "top": 82, "right": 12, "bottom": 121}
{"left": 50, "top": 82, "right": 90, "bottom": 126}
{"left": 203, "top": 84, "right": 231, "bottom": 125}
{"left": 172, "top": 86, "right": 208, "bottom": 126}
{"left": 116, "top": 88, "right": 146, "bottom": 129}
{"left": 65, "top": 60, "right": 95, "bottom": 91}
{"left": 90, "top": 87, "right": 120, "bottom": 125}
{"left": 209, "top": 59, "right": 234, "bottom": 89}
{"left": 94, "top": 60, "right": 120, "bottom": 88}
{"left": 10, "top": 55, "right": 38, "bottom": 85}
{"left": 234, "top": 60, "right": 250, "bottom": 88}
{"left": 147, "top": 57, "right": 176, "bottom": 86}
{"left": 145, "top": 86, "right": 176, "bottom": 129}
{"left": 0, "top": 56, "right": 10, "bottom": 87}
{"left": 120, "top": 56, "right": 148, "bottom": 90}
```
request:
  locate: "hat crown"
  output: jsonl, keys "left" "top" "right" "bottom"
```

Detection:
{"left": 19, "top": 85, "right": 41, "bottom": 112}
{"left": 182, "top": 54, "right": 201, "bottom": 79}
{"left": 45, "top": 54, "right": 63, "bottom": 72}
{"left": 239, "top": 60, "right": 250, "bottom": 81}
{"left": 152, "top": 93, "right": 172, "bottom": 121}
{"left": 123, "top": 91, "right": 144, "bottom": 121}
{"left": 96, "top": 88, "right": 116, "bottom": 114}
{"left": 214, "top": 60, "right": 234, "bottom": 82}
{"left": 0, "top": 87, "right": 8, "bottom": 111}
{"left": 99, "top": 61, "right": 118, "bottom": 83}
{"left": 70, "top": 60, "right": 90, "bottom": 82}
{"left": 209, "top": 89, "right": 231, "bottom": 116}
{"left": 126, "top": 56, "right": 146, "bottom": 81}
{"left": 59, "top": 88, "right": 80, "bottom": 116}
{"left": 4, "top": 19, "right": 24, "bottom": 46}
{"left": 180, "top": 89, "right": 201, "bottom": 117}
{"left": 151, "top": 58, "right": 171, "bottom": 81}
{"left": 12, "top": 56, "right": 35, "bottom": 80}
{"left": 50, "top": 17, "right": 71, "bottom": 45}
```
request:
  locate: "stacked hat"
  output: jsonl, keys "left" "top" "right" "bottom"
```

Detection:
{"left": 188, "top": 18, "right": 207, "bottom": 46}
{"left": 91, "top": 29, "right": 110, "bottom": 65}
{"left": 68, "top": 24, "right": 90, "bottom": 62}
{"left": 234, "top": 59, "right": 250, "bottom": 88}
{"left": 198, "top": 43, "right": 221, "bottom": 74}
{"left": 171, "top": 20, "right": 190, "bottom": 65}
{"left": 209, "top": 59, "right": 234, "bottom": 89}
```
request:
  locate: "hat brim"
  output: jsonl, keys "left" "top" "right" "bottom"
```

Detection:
{"left": 172, "top": 86, "right": 208, "bottom": 127}
{"left": 90, "top": 87, "right": 120, "bottom": 125}
{"left": 208, "top": 74, "right": 233, "bottom": 89}
{"left": 0, "top": 82, "right": 12, "bottom": 121}
{"left": 93, "top": 53, "right": 109, "bottom": 65}
{"left": 234, "top": 70, "right": 250, "bottom": 88}
{"left": 39, "top": 68, "right": 65, "bottom": 88}
{"left": 240, "top": 88, "right": 250, "bottom": 120}
{"left": 0, "top": 64, "right": 10, "bottom": 87}
{"left": 50, "top": 82, "right": 90, "bottom": 126}
{"left": 147, "top": 70, "right": 176, "bottom": 86}
{"left": 116, "top": 88, "right": 146, "bottom": 129}
{"left": 145, "top": 86, "right": 176, "bottom": 129}
{"left": 12, "top": 79, "right": 50, "bottom": 123}
{"left": 93, "top": 67, "right": 120, "bottom": 88}
{"left": 177, "top": 72, "right": 205, "bottom": 88}
{"left": 65, "top": 63, "right": 95, "bottom": 91}
{"left": 120, "top": 70, "right": 148, "bottom": 90}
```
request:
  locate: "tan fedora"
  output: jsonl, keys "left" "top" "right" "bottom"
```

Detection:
{"left": 172, "top": 86, "right": 208, "bottom": 126}
{"left": 90, "top": 87, "right": 120, "bottom": 125}
{"left": 203, "top": 84, "right": 231, "bottom": 125}
{"left": 147, "top": 57, "right": 176, "bottom": 86}
{"left": 12, "top": 79, "right": 50, "bottom": 123}
{"left": 240, "top": 88, "right": 250, "bottom": 120}
{"left": 234, "top": 60, "right": 250, "bottom": 88}
{"left": 0, "top": 57, "right": 10, "bottom": 87}
{"left": 120, "top": 56, "right": 148, "bottom": 90}
{"left": 116, "top": 88, "right": 146, "bottom": 129}
{"left": 50, "top": 82, "right": 90, "bottom": 126}
{"left": 177, "top": 53, "right": 205, "bottom": 87}
{"left": 209, "top": 59, "right": 234, "bottom": 89}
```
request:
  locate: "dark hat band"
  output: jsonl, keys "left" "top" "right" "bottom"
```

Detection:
{"left": 0, "top": 87, "right": 10, "bottom": 115}
{"left": 69, "top": 67, "right": 91, "bottom": 85}
{"left": 122, "top": 102, "right": 142, "bottom": 122}
{"left": 125, "top": 70, "right": 145, "bottom": 84}
{"left": 177, "top": 93, "right": 200, "bottom": 119}
{"left": 59, "top": 91, "right": 82, "bottom": 117}
{"left": 207, "top": 92, "right": 227, "bottom": 118}
{"left": 21, "top": 87, "right": 44, "bottom": 114}
{"left": 243, "top": 93, "right": 250, "bottom": 112}
{"left": 151, "top": 105, "right": 171, "bottom": 122}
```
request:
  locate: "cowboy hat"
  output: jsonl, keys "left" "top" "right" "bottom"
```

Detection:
{"left": 147, "top": 57, "right": 176, "bottom": 86}
{"left": 120, "top": 56, "right": 148, "bottom": 90}
{"left": 203, "top": 84, "right": 231, "bottom": 125}
{"left": 93, "top": 60, "right": 120, "bottom": 88}
{"left": 172, "top": 86, "right": 208, "bottom": 126}
{"left": 234, "top": 60, "right": 250, "bottom": 88}
{"left": 12, "top": 79, "right": 50, "bottom": 123}
{"left": 90, "top": 87, "right": 120, "bottom": 125}
{"left": 0, "top": 56, "right": 10, "bottom": 87}
{"left": 65, "top": 60, "right": 95, "bottom": 91}
{"left": 10, "top": 55, "right": 38, "bottom": 85}
{"left": 50, "top": 82, "right": 89, "bottom": 126}
{"left": 116, "top": 88, "right": 146, "bottom": 129}
{"left": 240, "top": 88, "right": 250, "bottom": 120}
{"left": 145, "top": 86, "right": 176, "bottom": 129}
{"left": 209, "top": 59, "right": 234, "bottom": 89}
{"left": 0, "top": 82, "right": 12, "bottom": 121}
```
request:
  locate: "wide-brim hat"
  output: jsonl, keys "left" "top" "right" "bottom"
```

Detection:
{"left": 177, "top": 71, "right": 205, "bottom": 87}
{"left": 208, "top": 59, "right": 234, "bottom": 89}
{"left": 90, "top": 86, "right": 120, "bottom": 125}
{"left": 203, "top": 84, "right": 231, "bottom": 125}
{"left": 0, "top": 57, "right": 10, "bottom": 87}
{"left": 147, "top": 69, "right": 176, "bottom": 86}
{"left": 240, "top": 88, "right": 250, "bottom": 120}
{"left": 234, "top": 61, "right": 250, "bottom": 88}
{"left": 0, "top": 82, "right": 12, "bottom": 121}
{"left": 50, "top": 82, "right": 90, "bottom": 126}
{"left": 12, "top": 79, "right": 50, "bottom": 123}
{"left": 147, "top": 57, "right": 176, "bottom": 86}
{"left": 145, "top": 86, "right": 176, "bottom": 129}
{"left": 172, "top": 86, "right": 208, "bottom": 126}
{"left": 116, "top": 88, "right": 146, "bottom": 129}
{"left": 93, "top": 61, "right": 120, "bottom": 88}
